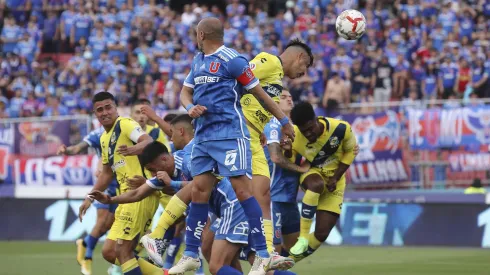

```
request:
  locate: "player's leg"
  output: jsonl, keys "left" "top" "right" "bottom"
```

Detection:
{"left": 290, "top": 171, "right": 325, "bottom": 256}
{"left": 278, "top": 202, "right": 300, "bottom": 253}
{"left": 162, "top": 223, "right": 184, "bottom": 269}
{"left": 209, "top": 240, "right": 242, "bottom": 275}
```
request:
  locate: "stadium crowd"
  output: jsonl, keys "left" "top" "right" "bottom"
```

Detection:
{"left": 0, "top": 0, "right": 490, "bottom": 118}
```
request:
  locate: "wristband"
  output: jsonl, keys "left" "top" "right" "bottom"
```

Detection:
{"left": 279, "top": 116, "right": 290, "bottom": 126}
{"left": 185, "top": 103, "right": 195, "bottom": 111}
{"left": 170, "top": 180, "right": 182, "bottom": 190}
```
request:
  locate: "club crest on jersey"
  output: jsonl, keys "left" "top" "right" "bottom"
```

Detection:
{"left": 329, "top": 136, "right": 339, "bottom": 148}
{"left": 110, "top": 133, "right": 116, "bottom": 145}
{"left": 209, "top": 62, "right": 220, "bottom": 73}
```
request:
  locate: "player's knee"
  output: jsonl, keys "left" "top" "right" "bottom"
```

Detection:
{"left": 208, "top": 261, "right": 223, "bottom": 275}
{"left": 192, "top": 180, "right": 213, "bottom": 198}
{"left": 102, "top": 244, "right": 116, "bottom": 264}
{"left": 306, "top": 181, "right": 324, "bottom": 194}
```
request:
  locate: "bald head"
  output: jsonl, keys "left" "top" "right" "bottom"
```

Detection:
{"left": 197, "top": 17, "right": 224, "bottom": 42}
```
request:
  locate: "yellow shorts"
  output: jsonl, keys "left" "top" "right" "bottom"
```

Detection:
{"left": 107, "top": 194, "right": 159, "bottom": 241}
{"left": 248, "top": 127, "right": 270, "bottom": 178}
{"left": 299, "top": 167, "right": 345, "bottom": 215}
{"left": 159, "top": 192, "right": 172, "bottom": 208}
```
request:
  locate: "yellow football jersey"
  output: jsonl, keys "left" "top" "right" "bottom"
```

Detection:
{"left": 292, "top": 117, "right": 357, "bottom": 174}
{"left": 101, "top": 117, "right": 152, "bottom": 193}
{"left": 240, "top": 52, "right": 284, "bottom": 132}
{"left": 145, "top": 124, "right": 171, "bottom": 152}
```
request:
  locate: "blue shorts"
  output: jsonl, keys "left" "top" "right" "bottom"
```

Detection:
{"left": 191, "top": 138, "right": 252, "bottom": 178}
{"left": 272, "top": 202, "right": 300, "bottom": 245}
{"left": 93, "top": 184, "right": 118, "bottom": 213}
{"left": 210, "top": 203, "right": 249, "bottom": 245}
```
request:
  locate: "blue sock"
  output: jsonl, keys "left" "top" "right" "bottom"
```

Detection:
{"left": 163, "top": 236, "right": 182, "bottom": 269}
{"left": 84, "top": 234, "right": 99, "bottom": 259}
{"left": 240, "top": 197, "right": 269, "bottom": 258}
{"left": 163, "top": 225, "right": 176, "bottom": 245}
{"left": 280, "top": 248, "right": 289, "bottom": 257}
{"left": 183, "top": 203, "right": 208, "bottom": 259}
{"left": 217, "top": 265, "right": 242, "bottom": 275}
{"left": 196, "top": 251, "right": 205, "bottom": 274}
{"left": 274, "top": 271, "right": 297, "bottom": 275}
{"left": 123, "top": 267, "right": 142, "bottom": 275}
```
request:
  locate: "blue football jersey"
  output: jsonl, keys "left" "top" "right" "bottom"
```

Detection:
{"left": 264, "top": 118, "right": 300, "bottom": 203}
{"left": 83, "top": 127, "right": 105, "bottom": 157}
{"left": 208, "top": 178, "right": 240, "bottom": 218}
{"left": 184, "top": 46, "right": 259, "bottom": 143}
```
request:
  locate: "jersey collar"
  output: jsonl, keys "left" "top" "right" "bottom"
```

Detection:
{"left": 205, "top": 45, "right": 226, "bottom": 57}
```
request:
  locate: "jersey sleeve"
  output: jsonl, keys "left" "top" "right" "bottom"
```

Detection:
{"left": 173, "top": 150, "right": 193, "bottom": 181}
{"left": 340, "top": 123, "right": 357, "bottom": 165}
{"left": 184, "top": 67, "right": 195, "bottom": 88}
{"left": 264, "top": 120, "right": 281, "bottom": 145}
{"left": 121, "top": 118, "right": 145, "bottom": 143}
{"left": 83, "top": 128, "right": 102, "bottom": 148}
{"left": 146, "top": 177, "right": 164, "bottom": 190}
{"left": 228, "top": 56, "right": 260, "bottom": 90}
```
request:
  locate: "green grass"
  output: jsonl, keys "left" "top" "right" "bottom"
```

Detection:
{"left": 1, "top": 242, "right": 489, "bottom": 275}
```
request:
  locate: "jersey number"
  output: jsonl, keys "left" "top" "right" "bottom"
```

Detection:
{"left": 275, "top": 213, "right": 282, "bottom": 227}
{"left": 209, "top": 62, "right": 220, "bottom": 73}
{"left": 224, "top": 151, "right": 237, "bottom": 166}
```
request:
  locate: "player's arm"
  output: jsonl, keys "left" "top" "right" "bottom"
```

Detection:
{"left": 57, "top": 141, "right": 89, "bottom": 155}
{"left": 79, "top": 163, "right": 114, "bottom": 221}
{"left": 180, "top": 66, "right": 207, "bottom": 118}
{"left": 268, "top": 143, "right": 309, "bottom": 173}
{"left": 326, "top": 123, "right": 357, "bottom": 192}
{"left": 89, "top": 181, "right": 155, "bottom": 204}
{"left": 117, "top": 119, "right": 153, "bottom": 156}
{"left": 155, "top": 171, "right": 190, "bottom": 191}
{"left": 141, "top": 105, "right": 172, "bottom": 137}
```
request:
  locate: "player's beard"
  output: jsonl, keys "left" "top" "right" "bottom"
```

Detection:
{"left": 197, "top": 41, "right": 204, "bottom": 52}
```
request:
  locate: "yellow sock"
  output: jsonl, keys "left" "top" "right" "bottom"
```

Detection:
{"left": 138, "top": 258, "right": 164, "bottom": 275}
{"left": 300, "top": 191, "right": 320, "bottom": 239}
{"left": 263, "top": 219, "right": 275, "bottom": 253}
{"left": 308, "top": 233, "right": 322, "bottom": 251}
{"left": 121, "top": 258, "right": 142, "bottom": 275}
{"left": 150, "top": 195, "right": 188, "bottom": 239}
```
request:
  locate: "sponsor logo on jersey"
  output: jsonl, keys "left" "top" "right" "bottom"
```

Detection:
{"left": 111, "top": 159, "right": 125, "bottom": 171}
{"left": 329, "top": 136, "right": 340, "bottom": 148}
{"left": 194, "top": 76, "right": 220, "bottom": 84}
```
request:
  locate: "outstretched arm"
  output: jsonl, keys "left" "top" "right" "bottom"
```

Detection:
{"left": 57, "top": 141, "right": 89, "bottom": 155}
{"left": 268, "top": 143, "right": 309, "bottom": 173}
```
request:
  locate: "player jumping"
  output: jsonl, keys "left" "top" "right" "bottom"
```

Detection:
{"left": 287, "top": 102, "right": 357, "bottom": 259}
{"left": 79, "top": 92, "right": 164, "bottom": 275}
{"left": 241, "top": 39, "right": 313, "bottom": 256}
{"left": 171, "top": 17, "right": 295, "bottom": 275}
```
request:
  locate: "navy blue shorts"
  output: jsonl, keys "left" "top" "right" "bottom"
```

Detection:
{"left": 191, "top": 138, "right": 252, "bottom": 178}
{"left": 93, "top": 183, "right": 118, "bottom": 213}
{"left": 272, "top": 202, "right": 300, "bottom": 245}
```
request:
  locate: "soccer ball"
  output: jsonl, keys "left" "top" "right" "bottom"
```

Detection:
{"left": 336, "top": 9, "right": 366, "bottom": 40}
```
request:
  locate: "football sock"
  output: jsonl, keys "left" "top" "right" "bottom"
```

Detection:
{"left": 183, "top": 203, "right": 208, "bottom": 259}
{"left": 138, "top": 258, "right": 164, "bottom": 275}
{"left": 162, "top": 225, "right": 176, "bottom": 246}
{"left": 121, "top": 258, "right": 142, "bottom": 275}
{"left": 241, "top": 197, "right": 269, "bottom": 258}
{"left": 196, "top": 251, "right": 205, "bottom": 274}
{"left": 84, "top": 234, "right": 99, "bottom": 259}
{"left": 263, "top": 219, "right": 275, "bottom": 253}
{"left": 299, "top": 191, "right": 320, "bottom": 239}
{"left": 217, "top": 265, "right": 242, "bottom": 275}
{"left": 280, "top": 248, "right": 289, "bottom": 257}
{"left": 308, "top": 233, "right": 322, "bottom": 251}
{"left": 274, "top": 271, "right": 297, "bottom": 275}
{"left": 150, "top": 196, "right": 188, "bottom": 239}
{"left": 163, "top": 236, "right": 182, "bottom": 269}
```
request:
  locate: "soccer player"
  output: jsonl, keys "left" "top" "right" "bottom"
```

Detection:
{"left": 57, "top": 127, "right": 120, "bottom": 275}
{"left": 263, "top": 89, "right": 309, "bottom": 256}
{"left": 173, "top": 17, "right": 295, "bottom": 275}
{"left": 78, "top": 92, "right": 162, "bottom": 275}
{"left": 131, "top": 99, "right": 171, "bottom": 152}
{"left": 287, "top": 102, "right": 357, "bottom": 259}
{"left": 241, "top": 39, "right": 313, "bottom": 255}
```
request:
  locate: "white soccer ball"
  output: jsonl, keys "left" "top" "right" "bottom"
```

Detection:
{"left": 336, "top": 9, "right": 367, "bottom": 40}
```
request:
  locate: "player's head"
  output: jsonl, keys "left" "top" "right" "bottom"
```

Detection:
{"left": 140, "top": 141, "right": 173, "bottom": 176}
{"left": 92, "top": 92, "right": 118, "bottom": 128}
{"left": 131, "top": 99, "right": 151, "bottom": 129}
{"left": 279, "top": 88, "right": 294, "bottom": 114}
{"left": 170, "top": 114, "right": 194, "bottom": 150}
{"left": 291, "top": 101, "right": 320, "bottom": 143}
{"left": 283, "top": 39, "right": 314, "bottom": 79}
{"left": 196, "top": 17, "right": 224, "bottom": 52}
{"left": 163, "top": 113, "right": 178, "bottom": 123}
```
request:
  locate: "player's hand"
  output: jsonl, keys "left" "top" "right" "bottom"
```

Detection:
{"left": 280, "top": 138, "right": 292, "bottom": 151}
{"left": 281, "top": 123, "right": 295, "bottom": 142}
{"left": 260, "top": 133, "right": 267, "bottom": 147}
{"left": 117, "top": 144, "right": 137, "bottom": 156}
{"left": 326, "top": 177, "right": 337, "bottom": 192}
{"left": 78, "top": 198, "right": 92, "bottom": 222}
{"left": 57, "top": 144, "right": 67, "bottom": 155}
{"left": 188, "top": 105, "right": 207, "bottom": 118}
{"left": 128, "top": 175, "right": 146, "bottom": 189}
{"left": 156, "top": 171, "right": 171, "bottom": 185}
{"left": 88, "top": 190, "right": 111, "bottom": 204}
{"left": 141, "top": 105, "right": 159, "bottom": 121}
{"left": 353, "top": 144, "right": 360, "bottom": 156}
{"left": 298, "top": 160, "right": 311, "bottom": 173}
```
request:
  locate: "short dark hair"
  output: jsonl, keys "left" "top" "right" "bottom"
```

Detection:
{"left": 164, "top": 113, "right": 178, "bottom": 123}
{"left": 285, "top": 38, "right": 314, "bottom": 67}
{"left": 139, "top": 141, "right": 169, "bottom": 167}
{"left": 291, "top": 102, "right": 316, "bottom": 127}
{"left": 170, "top": 114, "right": 193, "bottom": 126}
{"left": 92, "top": 91, "right": 115, "bottom": 104}
{"left": 132, "top": 98, "right": 151, "bottom": 106}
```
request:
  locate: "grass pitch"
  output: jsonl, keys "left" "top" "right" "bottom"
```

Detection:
{"left": 0, "top": 241, "right": 489, "bottom": 275}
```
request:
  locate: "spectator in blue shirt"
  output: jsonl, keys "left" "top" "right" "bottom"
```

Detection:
{"left": 43, "top": 96, "right": 69, "bottom": 117}
{"left": 71, "top": 7, "right": 93, "bottom": 46}
{"left": 439, "top": 57, "right": 459, "bottom": 99}
{"left": 1, "top": 16, "right": 22, "bottom": 53}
